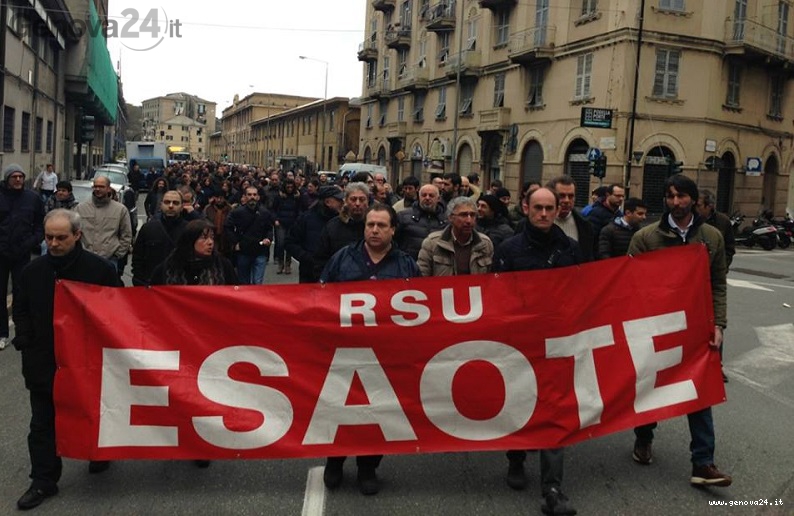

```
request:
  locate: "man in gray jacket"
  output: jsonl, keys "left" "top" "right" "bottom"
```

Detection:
{"left": 75, "top": 176, "right": 133, "bottom": 275}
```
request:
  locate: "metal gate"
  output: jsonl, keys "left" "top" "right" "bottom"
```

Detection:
{"left": 642, "top": 155, "right": 672, "bottom": 215}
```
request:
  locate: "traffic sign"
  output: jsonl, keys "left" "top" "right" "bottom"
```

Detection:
{"left": 587, "top": 148, "right": 602, "bottom": 161}
{"left": 746, "top": 157, "right": 762, "bottom": 176}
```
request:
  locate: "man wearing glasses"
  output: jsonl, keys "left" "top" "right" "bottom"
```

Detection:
{"left": 0, "top": 164, "right": 45, "bottom": 350}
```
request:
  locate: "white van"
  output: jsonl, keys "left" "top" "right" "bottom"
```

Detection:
{"left": 338, "top": 163, "right": 388, "bottom": 181}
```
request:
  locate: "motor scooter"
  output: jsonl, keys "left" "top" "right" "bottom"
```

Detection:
{"left": 731, "top": 212, "right": 778, "bottom": 250}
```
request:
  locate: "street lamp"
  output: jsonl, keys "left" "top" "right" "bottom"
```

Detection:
{"left": 299, "top": 55, "right": 329, "bottom": 171}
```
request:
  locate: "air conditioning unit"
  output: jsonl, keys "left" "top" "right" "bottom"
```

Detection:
{"left": 440, "top": 138, "right": 452, "bottom": 158}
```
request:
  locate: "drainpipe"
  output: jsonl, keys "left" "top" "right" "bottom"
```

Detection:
{"left": 0, "top": 2, "right": 6, "bottom": 171}
{"left": 451, "top": 0, "right": 464, "bottom": 175}
{"left": 624, "top": 0, "right": 646, "bottom": 198}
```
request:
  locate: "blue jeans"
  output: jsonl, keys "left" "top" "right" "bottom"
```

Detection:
{"left": 634, "top": 407, "right": 715, "bottom": 466}
{"left": 236, "top": 254, "right": 267, "bottom": 285}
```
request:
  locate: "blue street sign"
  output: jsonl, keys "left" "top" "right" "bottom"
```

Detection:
{"left": 587, "top": 148, "right": 602, "bottom": 161}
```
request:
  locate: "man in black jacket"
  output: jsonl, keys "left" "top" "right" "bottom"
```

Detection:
{"left": 312, "top": 182, "right": 370, "bottom": 279}
{"left": 597, "top": 197, "right": 647, "bottom": 259}
{"left": 12, "top": 209, "right": 121, "bottom": 510}
{"left": 224, "top": 186, "right": 274, "bottom": 284}
{"left": 493, "top": 187, "right": 584, "bottom": 516}
{"left": 395, "top": 184, "right": 448, "bottom": 260}
{"left": 0, "top": 164, "right": 45, "bottom": 350}
{"left": 547, "top": 175, "right": 594, "bottom": 262}
{"left": 284, "top": 185, "right": 344, "bottom": 283}
{"left": 131, "top": 190, "right": 188, "bottom": 286}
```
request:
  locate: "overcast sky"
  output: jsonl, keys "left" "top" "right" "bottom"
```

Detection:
{"left": 106, "top": 0, "right": 366, "bottom": 110}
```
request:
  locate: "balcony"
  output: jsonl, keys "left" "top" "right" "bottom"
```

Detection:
{"left": 367, "top": 77, "right": 392, "bottom": 99}
{"left": 478, "top": 107, "right": 511, "bottom": 132}
{"left": 385, "top": 27, "right": 412, "bottom": 49}
{"left": 445, "top": 50, "right": 481, "bottom": 78}
{"left": 387, "top": 121, "right": 407, "bottom": 139}
{"left": 426, "top": 1, "right": 456, "bottom": 32}
{"left": 398, "top": 64, "right": 430, "bottom": 90}
{"left": 508, "top": 26, "right": 556, "bottom": 65}
{"left": 479, "top": 0, "right": 516, "bottom": 10}
{"left": 724, "top": 18, "right": 794, "bottom": 66}
{"left": 372, "top": 0, "right": 396, "bottom": 13}
{"left": 357, "top": 39, "right": 378, "bottom": 62}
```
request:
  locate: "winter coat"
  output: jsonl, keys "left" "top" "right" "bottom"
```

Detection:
{"left": 418, "top": 226, "right": 493, "bottom": 276}
{"left": 704, "top": 210, "right": 735, "bottom": 268}
{"left": 320, "top": 240, "right": 420, "bottom": 283}
{"left": 75, "top": 197, "right": 134, "bottom": 260}
{"left": 597, "top": 217, "right": 638, "bottom": 259}
{"left": 45, "top": 193, "right": 77, "bottom": 212}
{"left": 477, "top": 215, "right": 514, "bottom": 250}
{"left": 12, "top": 243, "right": 121, "bottom": 391}
{"left": 587, "top": 202, "right": 621, "bottom": 254}
{"left": 0, "top": 185, "right": 45, "bottom": 261}
{"left": 272, "top": 191, "right": 302, "bottom": 228}
{"left": 627, "top": 213, "right": 727, "bottom": 327}
{"left": 395, "top": 203, "right": 449, "bottom": 260}
{"left": 224, "top": 203, "right": 275, "bottom": 256}
{"left": 312, "top": 210, "right": 366, "bottom": 279}
{"left": 132, "top": 215, "right": 188, "bottom": 286}
{"left": 149, "top": 254, "right": 237, "bottom": 286}
{"left": 284, "top": 202, "right": 338, "bottom": 283}
{"left": 494, "top": 223, "right": 585, "bottom": 272}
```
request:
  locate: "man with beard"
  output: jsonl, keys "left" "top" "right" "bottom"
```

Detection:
{"left": 204, "top": 191, "right": 234, "bottom": 259}
{"left": 75, "top": 176, "right": 133, "bottom": 276}
{"left": 395, "top": 184, "right": 448, "bottom": 260}
{"left": 0, "top": 164, "right": 45, "bottom": 350}
{"left": 320, "top": 203, "right": 420, "bottom": 495}
{"left": 627, "top": 175, "right": 732, "bottom": 488}
{"left": 392, "top": 176, "right": 420, "bottom": 212}
{"left": 440, "top": 172, "right": 462, "bottom": 202}
{"left": 13, "top": 209, "right": 120, "bottom": 509}
{"left": 224, "top": 186, "right": 274, "bottom": 284}
{"left": 476, "top": 194, "right": 514, "bottom": 249}
{"left": 132, "top": 191, "right": 188, "bottom": 286}
{"left": 285, "top": 185, "right": 344, "bottom": 283}
{"left": 312, "top": 182, "right": 370, "bottom": 279}
{"left": 585, "top": 183, "right": 625, "bottom": 253}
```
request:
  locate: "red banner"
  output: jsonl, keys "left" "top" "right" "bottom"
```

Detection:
{"left": 54, "top": 245, "right": 725, "bottom": 460}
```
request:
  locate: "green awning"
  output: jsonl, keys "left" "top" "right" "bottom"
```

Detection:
{"left": 86, "top": 1, "right": 117, "bottom": 123}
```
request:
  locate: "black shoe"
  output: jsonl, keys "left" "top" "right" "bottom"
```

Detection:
{"left": 194, "top": 460, "right": 211, "bottom": 468}
{"left": 323, "top": 458, "right": 344, "bottom": 489}
{"left": 541, "top": 487, "right": 577, "bottom": 515}
{"left": 17, "top": 485, "right": 58, "bottom": 510}
{"left": 722, "top": 370, "right": 729, "bottom": 383}
{"left": 506, "top": 459, "right": 527, "bottom": 490}
{"left": 88, "top": 460, "right": 110, "bottom": 474}
{"left": 357, "top": 467, "right": 380, "bottom": 495}
{"left": 632, "top": 439, "right": 653, "bottom": 465}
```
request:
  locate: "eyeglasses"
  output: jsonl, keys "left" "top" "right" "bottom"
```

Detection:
{"left": 452, "top": 211, "right": 477, "bottom": 219}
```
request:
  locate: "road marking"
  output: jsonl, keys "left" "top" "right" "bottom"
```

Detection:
{"left": 301, "top": 466, "right": 326, "bottom": 516}
{"left": 748, "top": 281, "right": 794, "bottom": 291}
{"left": 725, "top": 323, "right": 794, "bottom": 410}
{"left": 726, "top": 279, "right": 774, "bottom": 291}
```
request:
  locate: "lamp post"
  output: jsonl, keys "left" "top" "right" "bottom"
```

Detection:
{"left": 299, "top": 55, "right": 329, "bottom": 171}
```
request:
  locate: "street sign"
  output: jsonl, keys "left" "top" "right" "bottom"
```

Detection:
{"left": 746, "top": 157, "right": 762, "bottom": 176}
{"left": 580, "top": 107, "right": 613, "bottom": 129}
{"left": 587, "top": 147, "right": 602, "bottom": 161}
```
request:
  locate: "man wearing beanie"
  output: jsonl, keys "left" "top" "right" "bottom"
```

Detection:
{"left": 0, "top": 164, "right": 45, "bottom": 350}
{"left": 476, "top": 194, "right": 514, "bottom": 249}
{"left": 627, "top": 174, "right": 732, "bottom": 488}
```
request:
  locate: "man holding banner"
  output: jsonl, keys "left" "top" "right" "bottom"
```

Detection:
{"left": 627, "top": 174, "right": 732, "bottom": 487}
{"left": 493, "top": 187, "right": 584, "bottom": 516}
{"left": 320, "top": 202, "right": 420, "bottom": 496}
{"left": 12, "top": 209, "right": 121, "bottom": 510}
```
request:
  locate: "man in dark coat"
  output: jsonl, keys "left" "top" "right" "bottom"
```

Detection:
{"left": 0, "top": 164, "right": 45, "bottom": 350}
{"left": 585, "top": 183, "right": 625, "bottom": 253}
{"left": 395, "top": 184, "right": 448, "bottom": 260}
{"left": 12, "top": 209, "right": 121, "bottom": 510}
{"left": 320, "top": 203, "right": 420, "bottom": 496}
{"left": 547, "top": 175, "right": 594, "bottom": 262}
{"left": 132, "top": 190, "right": 188, "bottom": 286}
{"left": 284, "top": 185, "right": 344, "bottom": 283}
{"left": 493, "top": 187, "right": 584, "bottom": 516}
{"left": 224, "top": 186, "right": 274, "bottom": 284}
{"left": 597, "top": 197, "right": 647, "bottom": 259}
{"left": 312, "top": 182, "right": 370, "bottom": 279}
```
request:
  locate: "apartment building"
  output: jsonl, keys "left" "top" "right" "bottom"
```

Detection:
{"left": 249, "top": 97, "right": 361, "bottom": 171}
{"left": 358, "top": 0, "right": 794, "bottom": 216}
{"left": 141, "top": 92, "right": 216, "bottom": 159}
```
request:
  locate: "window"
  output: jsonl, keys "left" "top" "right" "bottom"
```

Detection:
{"left": 574, "top": 54, "right": 593, "bottom": 99}
{"left": 459, "top": 82, "right": 474, "bottom": 115}
{"left": 21, "top": 112, "right": 30, "bottom": 152}
{"left": 414, "top": 92, "right": 426, "bottom": 121}
{"left": 329, "top": 109, "right": 336, "bottom": 130}
{"left": 367, "top": 104, "right": 374, "bottom": 128}
{"left": 167, "top": 124, "right": 172, "bottom": 130}
{"left": 383, "top": 55, "right": 391, "bottom": 83}
{"left": 46, "top": 120, "right": 53, "bottom": 152}
{"left": 367, "top": 61, "right": 377, "bottom": 88}
{"left": 436, "top": 86, "right": 447, "bottom": 119}
{"left": 494, "top": 73, "right": 505, "bottom": 107}
{"left": 34, "top": 117, "right": 42, "bottom": 152}
{"left": 778, "top": 1, "right": 789, "bottom": 53}
{"left": 528, "top": 67, "right": 545, "bottom": 106}
{"left": 398, "top": 97, "right": 406, "bottom": 122}
{"left": 418, "top": 36, "right": 427, "bottom": 67}
{"left": 466, "top": 18, "right": 477, "bottom": 50}
{"left": 3, "top": 106, "right": 14, "bottom": 151}
{"left": 398, "top": 49, "right": 408, "bottom": 78}
{"left": 379, "top": 101, "right": 388, "bottom": 126}
{"left": 582, "top": 0, "right": 597, "bottom": 15}
{"left": 653, "top": 49, "right": 679, "bottom": 98}
{"left": 438, "top": 32, "right": 450, "bottom": 63}
{"left": 659, "top": 0, "right": 684, "bottom": 11}
{"left": 769, "top": 76, "right": 784, "bottom": 117}
{"left": 495, "top": 10, "right": 510, "bottom": 46}
{"left": 726, "top": 63, "right": 741, "bottom": 107}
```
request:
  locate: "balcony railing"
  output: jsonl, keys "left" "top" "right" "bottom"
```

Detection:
{"left": 387, "top": 121, "right": 407, "bottom": 138}
{"left": 724, "top": 18, "right": 794, "bottom": 62}
{"left": 385, "top": 27, "right": 412, "bottom": 49}
{"left": 357, "top": 39, "right": 378, "bottom": 62}
{"left": 478, "top": 107, "right": 511, "bottom": 132}
{"left": 445, "top": 50, "right": 481, "bottom": 77}
{"left": 426, "top": 1, "right": 456, "bottom": 32}
{"left": 479, "top": 0, "right": 516, "bottom": 11}
{"left": 372, "top": 0, "right": 396, "bottom": 13}
{"left": 397, "top": 64, "right": 430, "bottom": 89}
{"left": 508, "top": 26, "right": 556, "bottom": 65}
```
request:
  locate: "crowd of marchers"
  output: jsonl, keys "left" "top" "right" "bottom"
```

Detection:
{"left": 0, "top": 159, "right": 735, "bottom": 514}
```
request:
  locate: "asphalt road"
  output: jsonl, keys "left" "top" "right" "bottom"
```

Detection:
{"left": 0, "top": 240, "right": 792, "bottom": 515}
